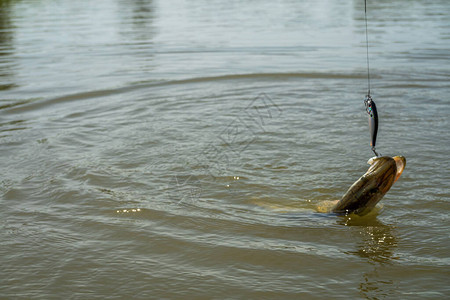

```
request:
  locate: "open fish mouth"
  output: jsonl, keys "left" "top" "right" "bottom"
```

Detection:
{"left": 331, "top": 156, "right": 406, "bottom": 216}
{"left": 393, "top": 156, "right": 406, "bottom": 183}
{"left": 367, "top": 155, "right": 406, "bottom": 183}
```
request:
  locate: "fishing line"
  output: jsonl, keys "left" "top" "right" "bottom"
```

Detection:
{"left": 364, "top": 0, "right": 371, "bottom": 95}
{"left": 363, "top": 0, "right": 380, "bottom": 157}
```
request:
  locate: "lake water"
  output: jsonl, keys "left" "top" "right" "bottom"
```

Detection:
{"left": 1, "top": 0, "right": 449, "bottom": 298}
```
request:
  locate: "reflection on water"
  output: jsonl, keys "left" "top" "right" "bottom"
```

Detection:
{"left": 119, "top": 0, "right": 155, "bottom": 39}
{"left": 341, "top": 216, "right": 398, "bottom": 298}
{"left": 117, "top": 0, "right": 155, "bottom": 69}
{"left": 349, "top": 220, "right": 397, "bottom": 264}
{"left": 0, "top": 0, "right": 16, "bottom": 91}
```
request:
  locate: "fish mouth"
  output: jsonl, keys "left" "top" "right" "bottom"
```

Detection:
{"left": 393, "top": 156, "right": 406, "bottom": 183}
{"left": 366, "top": 155, "right": 406, "bottom": 192}
{"left": 366, "top": 155, "right": 406, "bottom": 183}
{"left": 332, "top": 155, "right": 406, "bottom": 216}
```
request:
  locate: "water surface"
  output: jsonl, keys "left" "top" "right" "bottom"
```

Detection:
{"left": 1, "top": 0, "right": 449, "bottom": 299}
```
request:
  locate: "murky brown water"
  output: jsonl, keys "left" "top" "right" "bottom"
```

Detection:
{"left": 1, "top": 0, "right": 449, "bottom": 299}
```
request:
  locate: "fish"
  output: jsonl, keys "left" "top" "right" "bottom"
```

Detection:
{"left": 331, "top": 156, "right": 406, "bottom": 216}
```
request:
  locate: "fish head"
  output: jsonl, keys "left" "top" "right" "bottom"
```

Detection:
{"left": 366, "top": 155, "right": 406, "bottom": 192}
{"left": 332, "top": 156, "right": 406, "bottom": 216}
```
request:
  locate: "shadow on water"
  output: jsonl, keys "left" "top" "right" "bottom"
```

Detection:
{"left": 338, "top": 215, "right": 399, "bottom": 299}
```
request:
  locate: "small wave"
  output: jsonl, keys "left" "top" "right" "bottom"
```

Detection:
{"left": 1, "top": 72, "right": 365, "bottom": 115}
